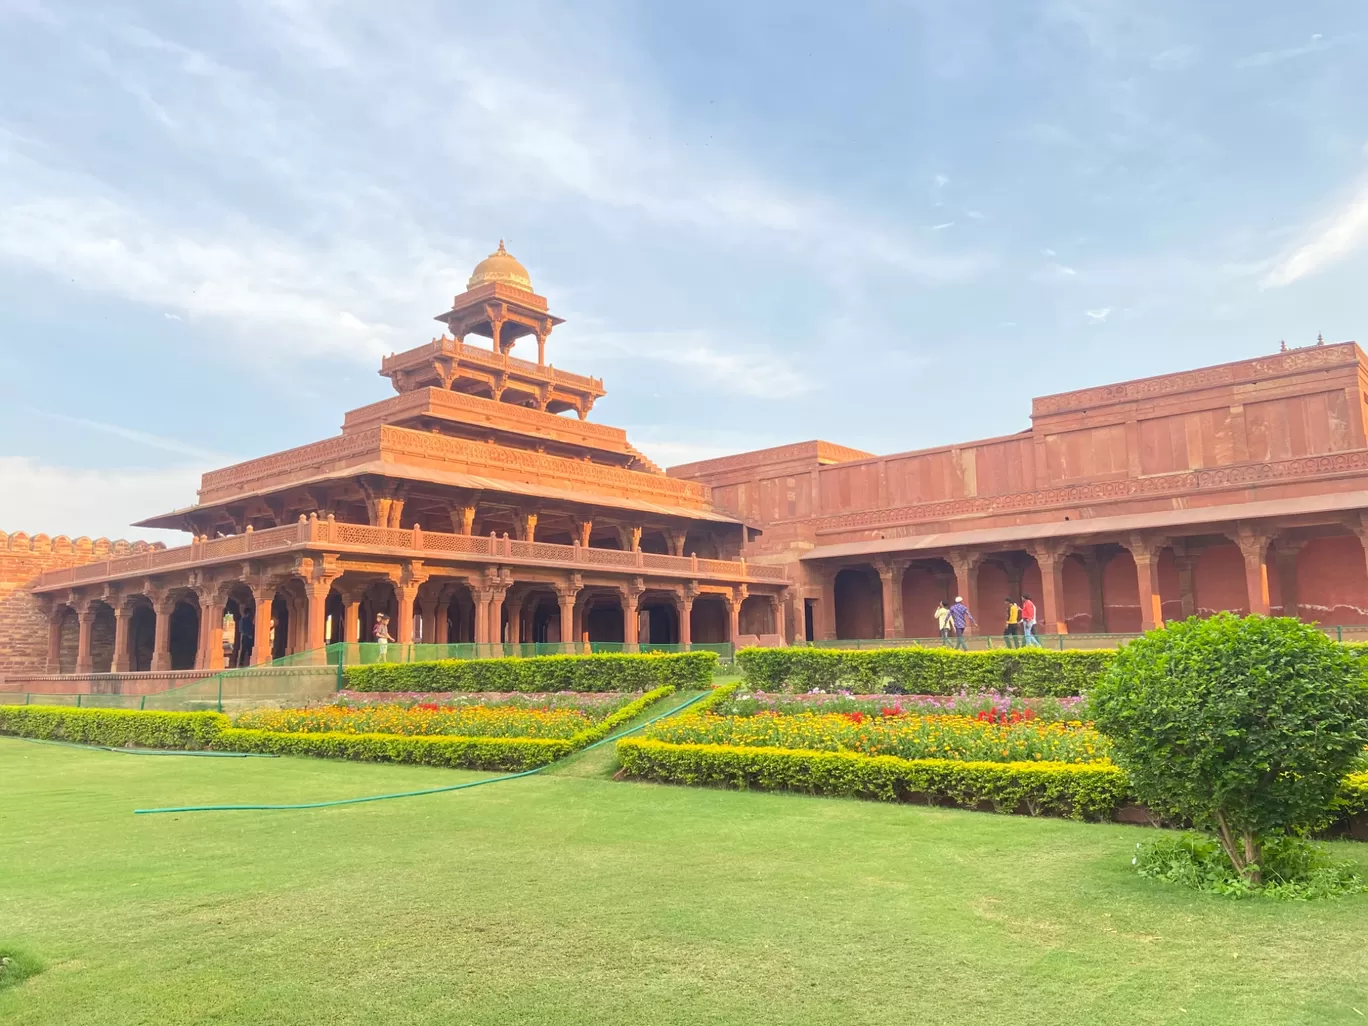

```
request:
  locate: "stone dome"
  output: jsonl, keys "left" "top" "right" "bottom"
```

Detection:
{"left": 467, "top": 240, "right": 532, "bottom": 292}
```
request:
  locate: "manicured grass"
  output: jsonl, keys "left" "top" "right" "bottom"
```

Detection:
{"left": 3, "top": 738, "right": 1368, "bottom": 1025}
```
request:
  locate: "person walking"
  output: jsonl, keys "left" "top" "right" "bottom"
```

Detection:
{"left": 934, "top": 600, "right": 954, "bottom": 646}
{"left": 948, "top": 595, "right": 976, "bottom": 650}
{"left": 374, "top": 613, "right": 393, "bottom": 661}
{"left": 1020, "top": 593, "right": 1042, "bottom": 647}
{"left": 1003, "top": 597, "right": 1022, "bottom": 649}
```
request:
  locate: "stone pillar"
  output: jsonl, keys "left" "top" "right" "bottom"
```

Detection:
{"left": 46, "top": 610, "right": 63, "bottom": 672}
{"left": 451, "top": 506, "right": 477, "bottom": 536}
{"left": 1026, "top": 546, "right": 1068, "bottom": 635}
{"left": 768, "top": 593, "right": 785, "bottom": 642}
{"left": 304, "top": 580, "right": 332, "bottom": 654}
{"left": 252, "top": 584, "right": 275, "bottom": 666}
{"left": 505, "top": 593, "right": 524, "bottom": 646}
{"left": 75, "top": 603, "right": 96, "bottom": 674}
{"left": 556, "top": 582, "right": 579, "bottom": 650}
{"left": 621, "top": 580, "right": 643, "bottom": 652}
{"left": 151, "top": 596, "right": 174, "bottom": 672}
{"left": 395, "top": 582, "right": 421, "bottom": 645}
{"left": 1234, "top": 527, "right": 1271, "bottom": 617}
{"left": 488, "top": 585, "right": 507, "bottom": 649}
{"left": 726, "top": 589, "right": 742, "bottom": 646}
{"left": 417, "top": 595, "right": 437, "bottom": 646}
{"left": 875, "top": 560, "right": 904, "bottom": 638}
{"left": 342, "top": 591, "right": 360, "bottom": 644}
{"left": 818, "top": 570, "right": 837, "bottom": 641}
{"left": 435, "top": 593, "right": 451, "bottom": 644}
{"left": 1082, "top": 550, "right": 1108, "bottom": 632}
{"left": 198, "top": 590, "right": 226, "bottom": 670}
{"left": 947, "top": 552, "right": 982, "bottom": 635}
{"left": 677, "top": 587, "right": 695, "bottom": 650}
{"left": 1274, "top": 539, "right": 1306, "bottom": 619}
{"left": 111, "top": 602, "right": 131, "bottom": 673}
{"left": 1128, "top": 535, "right": 1166, "bottom": 631}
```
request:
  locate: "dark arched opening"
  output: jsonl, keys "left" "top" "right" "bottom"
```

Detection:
{"left": 56, "top": 607, "right": 79, "bottom": 674}
{"left": 642, "top": 600, "right": 678, "bottom": 645}
{"left": 834, "top": 566, "right": 882, "bottom": 640}
{"left": 168, "top": 600, "right": 200, "bottom": 670}
{"left": 738, "top": 595, "right": 774, "bottom": 637}
{"left": 690, "top": 596, "right": 729, "bottom": 644}
{"left": 128, "top": 602, "right": 156, "bottom": 672}
{"left": 270, "top": 594, "right": 290, "bottom": 660}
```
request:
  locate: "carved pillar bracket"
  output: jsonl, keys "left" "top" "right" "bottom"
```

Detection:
{"left": 555, "top": 574, "right": 583, "bottom": 650}
{"left": 874, "top": 557, "right": 910, "bottom": 638}
{"left": 619, "top": 577, "right": 645, "bottom": 651}
{"left": 74, "top": 600, "right": 98, "bottom": 675}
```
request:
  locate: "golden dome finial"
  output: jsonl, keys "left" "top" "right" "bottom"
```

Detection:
{"left": 467, "top": 240, "right": 531, "bottom": 292}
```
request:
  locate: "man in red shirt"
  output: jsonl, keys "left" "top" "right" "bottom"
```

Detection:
{"left": 1020, "top": 594, "right": 1042, "bottom": 647}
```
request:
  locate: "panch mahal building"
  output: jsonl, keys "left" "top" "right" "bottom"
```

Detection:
{"left": 3, "top": 243, "right": 1368, "bottom": 684}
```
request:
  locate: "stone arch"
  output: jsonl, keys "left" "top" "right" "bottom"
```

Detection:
{"left": 690, "top": 594, "right": 730, "bottom": 644}
{"left": 834, "top": 565, "right": 882, "bottom": 640}
{"left": 738, "top": 595, "right": 774, "bottom": 636}
{"left": 901, "top": 561, "right": 952, "bottom": 639}
{"left": 269, "top": 592, "right": 292, "bottom": 660}
{"left": 324, "top": 590, "right": 345, "bottom": 646}
{"left": 443, "top": 582, "right": 477, "bottom": 644}
{"left": 581, "top": 589, "right": 625, "bottom": 643}
{"left": 640, "top": 593, "right": 679, "bottom": 645}
{"left": 125, "top": 597, "right": 156, "bottom": 673}
{"left": 220, "top": 583, "right": 256, "bottom": 668}
{"left": 167, "top": 593, "right": 201, "bottom": 670}
{"left": 89, "top": 601, "right": 117, "bottom": 673}
{"left": 358, "top": 579, "right": 398, "bottom": 643}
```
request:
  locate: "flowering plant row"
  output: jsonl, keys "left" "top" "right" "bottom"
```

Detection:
{"left": 332, "top": 691, "right": 631, "bottom": 716}
{"left": 234, "top": 696, "right": 639, "bottom": 740}
{"left": 714, "top": 690, "right": 1089, "bottom": 722}
{"left": 643, "top": 709, "right": 1109, "bottom": 764}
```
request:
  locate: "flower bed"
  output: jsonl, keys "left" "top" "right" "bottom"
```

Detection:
{"left": 643, "top": 709, "right": 1108, "bottom": 764}
{"left": 715, "top": 690, "right": 1089, "bottom": 722}
{"left": 236, "top": 693, "right": 637, "bottom": 739}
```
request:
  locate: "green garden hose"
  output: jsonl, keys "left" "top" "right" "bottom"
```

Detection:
{"left": 12, "top": 737, "right": 278, "bottom": 758}
{"left": 131, "top": 688, "right": 711, "bottom": 815}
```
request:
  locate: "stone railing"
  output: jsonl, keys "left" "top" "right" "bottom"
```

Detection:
{"left": 33, "top": 517, "right": 788, "bottom": 591}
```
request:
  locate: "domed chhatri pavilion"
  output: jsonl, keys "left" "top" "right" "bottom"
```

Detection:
{"left": 13, "top": 242, "right": 1368, "bottom": 681}
{"left": 26, "top": 244, "right": 787, "bottom": 675}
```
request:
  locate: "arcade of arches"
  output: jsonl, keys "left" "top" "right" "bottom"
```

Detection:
{"left": 812, "top": 528, "right": 1368, "bottom": 641}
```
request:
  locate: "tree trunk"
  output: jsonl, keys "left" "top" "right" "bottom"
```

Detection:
{"left": 1242, "top": 831, "right": 1262, "bottom": 886}
{"left": 1213, "top": 810, "right": 1248, "bottom": 876}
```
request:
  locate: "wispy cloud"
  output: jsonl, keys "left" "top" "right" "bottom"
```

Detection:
{"left": 1263, "top": 175, "right": 1368, "bottom": 287}
{"left": 572, "top": 331, "right": 812, "bottom": 399}
{"left": 1235, "top": 33, "right": 1331, "bottom": 69}
{"left": 1085, "top": 307, "right": 1112, "bottom": 322}
{"left": 28, "top": 409, "right": 227, "bottom": 461}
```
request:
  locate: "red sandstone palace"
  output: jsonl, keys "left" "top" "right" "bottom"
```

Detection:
{"left": 3, "top": 243, "right": 1367, "bottom": 681}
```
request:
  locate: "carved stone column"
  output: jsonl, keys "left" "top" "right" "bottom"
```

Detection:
{"left": 196, "top": 587, "right": 228, "bottom": 670}
{"left": 726, "top": 586, "right": 745, "bottom": 646}
{"left": 75, "top": 602, "right": 96, "bottom": 675}
{"left": 488, "top": 579, "right": 509, "bottom": 650}
{"left": 556, "top": 577, "right": 581, "bottom": 650}
{"left": 1128, "top": 534, "right": 1167, "bottom": 631}
{"left": 1273, "top": 539, "right": 1306, "bottom": 619}
{"left": 304, "top": 579, "right": 333, "bottom": 655}
{"left": 417, "top": 593, "right": 438, "bottom": 646}
{"left": 434, "top": 591, "right": 451, "bottom": 645}
{"left": 875, "top": 559, "right": 907, "bottom": 638}
{"left": 768, "top": 593, "right": 785, "bottom": 641}
{"left": 1233, "top": 526, "right": 1272, "bottom": 617}
{"left": 505, "top": 591, "right": 525, "bottom": 646}
{"left": 1027, "top": 544, "right": 1069, "bottom": 635}
{"left": 620, "top": 578, "right": 644, "bottom": 652}
{"left": 251, "top": 583, "right": 275, "bottom": 666}
{"left": 946, "top": 551, "right": 983, "bottom": 635}
{"left": 151, "top": 594, "right": 175, "bottom": 672}
{"left": 451, "top": 505, "right": 477, "bottom": 536}
{"left": 341, "top": 588, "right": 361, "bottom": 645}
{"left": 818, "top": 569, "right": 837, "bottom": 641}
{"left": 111, "top": 600, "right": 131, "bottom": 673}
{"left": 1172, "top": 551, "right": 1198, "bottom": 620}
{"left": 676, "top": 584, "right": 696, "bottom": 650}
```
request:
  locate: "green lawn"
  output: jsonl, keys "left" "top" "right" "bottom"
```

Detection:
{"left": 3, "top": 736, "right": 1368, "bottom": 1025}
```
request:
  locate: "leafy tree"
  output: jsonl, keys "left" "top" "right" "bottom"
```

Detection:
{"left": 1092, "top": 613, "right": 1368, "bottom": 883}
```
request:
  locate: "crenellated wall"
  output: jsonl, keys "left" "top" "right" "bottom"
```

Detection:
{"left": 0, "top": 531, "right": 163, "bottom": 679}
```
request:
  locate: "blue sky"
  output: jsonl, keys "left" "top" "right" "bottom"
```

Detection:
{"left": 1, "top": 0, "right": 1366, "bottom": 541}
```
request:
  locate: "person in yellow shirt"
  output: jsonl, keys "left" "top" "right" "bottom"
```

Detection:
{"left": 933, "top": 600, "right": 954, "bottom": 646}
{"left": 1003, "top": 597, "right": 1022, "bottom": 649}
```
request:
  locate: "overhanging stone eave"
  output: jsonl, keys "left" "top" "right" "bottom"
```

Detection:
{"left": 799, "top": 489, "right": 1368, "bottom": 561}
{"left": 137, "top": 460, "right": 742, "bottom": 530}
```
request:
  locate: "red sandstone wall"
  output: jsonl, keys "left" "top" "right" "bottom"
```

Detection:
{"left": 0, "top": 531, "right": 161, "bottom": 680}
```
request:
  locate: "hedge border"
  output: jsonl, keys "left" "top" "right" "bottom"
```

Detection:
{"left": 736, "top": 647, "right": 1112, "bottom": 697}
{"left": 616, "top": 738, "right": 1129, "bottom": 820}
{"left": 345, "top": 651, "right": 717, "bottom": 693}
{"left": 0, "top": 706, "right": 227, "bottom": 749}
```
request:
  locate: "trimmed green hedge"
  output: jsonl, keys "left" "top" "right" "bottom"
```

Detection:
{"left": 0, "top": 706, "right": 227, "bottom": 749}
{"left": 736, "top": 647, "right": 1112, "bottom": 696}
{"left": 345, "top": 651, "right": 717, "bottom": 693}
{"left": 616, "top": 738, "right": 1129, "bottom": 821}
{"left": 215, "top": 729, "right": 570, "bottom": 770}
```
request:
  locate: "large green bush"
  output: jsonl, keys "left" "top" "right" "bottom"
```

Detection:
{"left": 345, "top": 651, "right": 716, "bottom": 693}
{"left": 736, "top": 646, "right": 1111, "bottom": 696}
{"left": 1091, "top": 614, "right": 1368, "bottom": 882}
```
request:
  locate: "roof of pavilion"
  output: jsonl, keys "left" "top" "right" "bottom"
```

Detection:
{"left": 800, "top": 489, "right": 1368, "bottom": 561}
{"left": 135, "top": 460, "right": 744, "bottom": 531}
